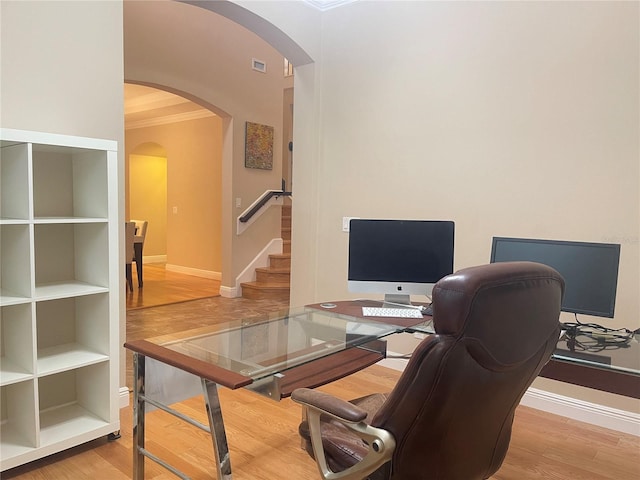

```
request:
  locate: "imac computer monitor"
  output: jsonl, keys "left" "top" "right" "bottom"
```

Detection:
{"left": 490, "top": 237, "right": 620, "bottom": 318}
{"left": 348, "top": 219, "right": 455, "bottom": 305}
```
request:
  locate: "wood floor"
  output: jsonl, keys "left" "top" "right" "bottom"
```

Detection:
{"left": 3, "top": 268, "right": 639, "bottom": 479}
{"left": 126, "top": 263, "right": 221, "bottom": 310}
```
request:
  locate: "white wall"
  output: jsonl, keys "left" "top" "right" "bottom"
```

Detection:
{"left": 1, "top": 1, "right": 124, "bottom": 140}
{"left": 242, "top": 1, "right": 639, "bottom": 413}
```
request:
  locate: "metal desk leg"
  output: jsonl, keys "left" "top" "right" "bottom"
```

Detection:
{"left": 133, "top": 353, "right": 146, "bottom": 480}
{"left": 202, "top": 379, "right": 233, "bottom": 480}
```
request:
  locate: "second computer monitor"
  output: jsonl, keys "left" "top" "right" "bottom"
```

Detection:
{"left": 348, "top": 219, "right": 455, "bottom": 304}
{"left": 490, "top": 237, "right": 620, "bottom": 318}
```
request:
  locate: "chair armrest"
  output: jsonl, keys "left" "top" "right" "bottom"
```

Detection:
{"left": 292, "top": 388, "right": 395, "bottom": 480}
{"left": 292, "top": 388, "right": 367, "bottom": 423}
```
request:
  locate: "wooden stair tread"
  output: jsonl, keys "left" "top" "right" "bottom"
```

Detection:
{"left": 242, "top": 204, "right": 292, "bottom": 301}
{"left": 255, "top": 266, "right": 290, "bottom": 274}
{"left": 241, "top": 281, "right": 290, "bottom": 289}
{"left": 241, "top": 281, "right": 291, "bottom": 301}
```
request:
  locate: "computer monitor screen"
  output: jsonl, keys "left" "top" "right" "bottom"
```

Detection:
{"left": 348, "top": 219, "right": 455, "bottom": 304}
{"left": 490, "top": 237, "right": 620, "bottom": 318}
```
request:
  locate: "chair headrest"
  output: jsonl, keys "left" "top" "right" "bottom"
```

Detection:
{"left": 432, "top": 261, "right": 564, "bottom": 366}
{"left": 130, "top": 219, "right": 148, "bottom": 238}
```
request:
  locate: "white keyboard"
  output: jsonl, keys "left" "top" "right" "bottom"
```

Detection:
{"left": 362, "top": 307, "right": 424, "bottom": 319}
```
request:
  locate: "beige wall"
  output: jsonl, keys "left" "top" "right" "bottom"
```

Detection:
{"left": 126, "top": 117, "right": 223, "bottom": 274}
{"left": 128, "top": 153, "right": 168, "bottom": 259}
{"left": 241, "top": 1, "right": 640, "bottom": 413}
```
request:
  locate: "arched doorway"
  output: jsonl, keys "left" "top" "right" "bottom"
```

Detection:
{"left": 124, "top": 94, "right": 224, "bottom": 279}
{"left": 124, "top": 0, "right": 314, "bottom": 297}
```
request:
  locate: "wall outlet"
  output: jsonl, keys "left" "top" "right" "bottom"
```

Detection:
{"left": 342, "top": 216, "right": 360, "bottom": 232}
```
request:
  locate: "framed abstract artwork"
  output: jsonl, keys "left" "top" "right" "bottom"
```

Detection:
{"left": 245, "top": 122, "right": 274, "bottom": 170}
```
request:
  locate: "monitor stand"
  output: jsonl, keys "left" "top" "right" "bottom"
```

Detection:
{"left": 383, "top": 294, "right": 412, "bottom": 307}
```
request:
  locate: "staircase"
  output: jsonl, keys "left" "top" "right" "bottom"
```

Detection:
{"left": 241, "top": 203, "right": 291, "bottom": 301}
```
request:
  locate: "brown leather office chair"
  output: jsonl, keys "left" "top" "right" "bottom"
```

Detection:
{"left": 292, "top": 261, "right": 564, "bottom": 480}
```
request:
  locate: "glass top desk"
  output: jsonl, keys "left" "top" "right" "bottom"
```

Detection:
{"left": 124, "top": 301, "right": 431, "bottom": 480}
{"left": 540, "top": 330, "right": 640, "bottom": 399}
{"left": 124, "top": 300, "right": 638, "bottom": 479}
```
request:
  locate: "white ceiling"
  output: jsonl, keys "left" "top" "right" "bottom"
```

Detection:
{"left": 124, "top": 84, "right": 213, "bottom": 130}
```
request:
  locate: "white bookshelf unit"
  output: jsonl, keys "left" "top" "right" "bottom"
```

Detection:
{"left": 0, "top": 128, "right": 120, "bottom": 471}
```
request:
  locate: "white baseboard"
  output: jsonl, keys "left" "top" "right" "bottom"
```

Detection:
{"left": 143, "top": 255, "right": 167, "bottom": 264}
{"left": 165, "top": 264, "right": 221, "bottom": 280}
{"left": 377, "top": 353, "right": 639, "bottom": 436}
{"left": 119, "top": 386, "right": 130, "bottom": 408}
{"left": 377, "top": 354, "right": 409, "bottom": 372}
{"left": 521, "top": 387, "right": 640, "bottom": 437}
{"left": 219, "top": 285, "right": 238, "bottom": 298}
{"left": 234, "top": 238, "right": 283, "bottom": 297}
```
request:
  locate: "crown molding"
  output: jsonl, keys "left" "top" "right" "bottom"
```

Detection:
{"left": 125, "top": 90, "right": 191, "bottom": 114}
{"left": 126, "top": 109, "right": 216, "bottom": 130}
{"left": 303, "top": 0, "right": 358, "bottom": 11}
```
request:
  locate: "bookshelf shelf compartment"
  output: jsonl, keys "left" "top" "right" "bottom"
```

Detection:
{"left": 35, "top": 294, "right": 110, "bottom": 370}
{"left": 0, "top": 224, "right": 32, "bottom": 301}
{"left": 0, "top": 381, "right": 38, "bottom": 469}
{"left": 0, "top": 129, "right": 118, "bottom": 471}
{"left": 32, "top": 144, "right": 109, "bottom": 220}
{"left": 0, "top": 142, "right": 31, "bottom": 221}
{"left": 34, "top": 223, "right": 109, "bottom": 289}
{"left": 0, "top": 304, "right": 34, "bottom": 387}
{"left": 38, "top": 364, "right": 111, "bottom": 447}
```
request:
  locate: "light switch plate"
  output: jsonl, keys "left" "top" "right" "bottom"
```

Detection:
{"left": 342, "top": 216, "right": 359, "bottom": 232}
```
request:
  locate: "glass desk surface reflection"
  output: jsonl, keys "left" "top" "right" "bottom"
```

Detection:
{"left": 125, "top": 304, "right": 422, "bottom": 400}
{"left": 170, "top": 307, "right": 398, "bottom": 377}
{"left": 166, "top": 313, "right": 393, "bottom": 375}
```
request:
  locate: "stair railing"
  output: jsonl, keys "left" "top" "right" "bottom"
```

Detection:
{"left": 236, "top": 188, "right": 292, "bottom": 235}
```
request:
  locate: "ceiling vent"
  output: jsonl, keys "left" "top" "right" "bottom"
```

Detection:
{"left": 252, "top": 58, "right": 267, "bottom": 73}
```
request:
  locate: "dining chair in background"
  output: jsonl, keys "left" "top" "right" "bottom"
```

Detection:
{"left": 125, "top": 221, "right": 136, "bottom": 292}
{"left": 130, "top": 219, "right": 148, "bottom": 288}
